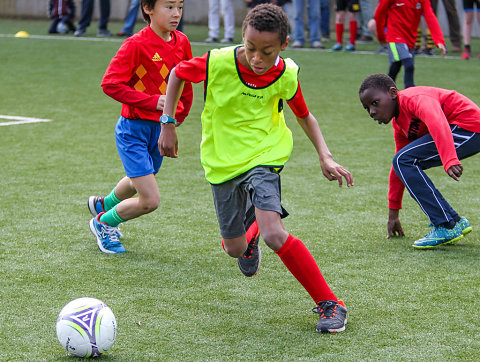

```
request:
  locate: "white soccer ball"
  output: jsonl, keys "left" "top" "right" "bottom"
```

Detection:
{"left": 56, "top": 297, "right": 117, "bottom": 358}
{"left": 56, "top": 22, "right": 68, "bottom": 34}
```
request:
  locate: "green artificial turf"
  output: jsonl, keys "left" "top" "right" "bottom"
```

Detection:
{"left": 1, "top": 19, "right": 480, "bottom": 361}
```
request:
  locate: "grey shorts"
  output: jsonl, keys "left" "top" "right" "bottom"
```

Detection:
{"left": 387, "top": 42, "right": 414, "bottom": 63}
{"left": 211, "top": 166, "right": 288, "bottom": 239}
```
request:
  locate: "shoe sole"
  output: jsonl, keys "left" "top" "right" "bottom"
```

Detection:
{"left": 89, "top": 218, "right": 117, "bottom": 254}
{"left": 88, "top": 196, "right": 99, "bottom": 217}
{"left": 315, "top": 320, "right": 347, "bottom": 333}
{"left": 462, "top": 226, "right": 472, "bottom": 236}
{"left": 412, "top": 234, "right": 464, "bottom": 249}
{"left": 316, "top": 318, "right": 347, "bottom": 333}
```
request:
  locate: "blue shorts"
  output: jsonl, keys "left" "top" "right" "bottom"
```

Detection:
{"left": 462, "top": 0, "right": 479, "bottom": 11}
{"left": 115, "top": 116, "right": 163, "bottom": 178}
{"left": 387, "top": 42, "right": 414, "bottom": 63}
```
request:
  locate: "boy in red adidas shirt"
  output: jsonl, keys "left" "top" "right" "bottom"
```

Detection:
{"left": 359, "top": 73, "right": 480, "bottom": 248}
{"left": 88, "top": 0, "right": 193, "bottom": 253}
{"left": 160, "top": 4, "right": 353, "bottom": 333}
{"left": 374, "top": 0, "right": 446, "bottom": 88}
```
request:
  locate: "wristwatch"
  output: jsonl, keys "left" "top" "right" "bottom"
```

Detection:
{"left": 160, "top": 114, "right": 176, "bottom": 125}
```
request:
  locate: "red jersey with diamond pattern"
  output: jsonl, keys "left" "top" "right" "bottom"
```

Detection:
{"left": 102, "top": 26, "right": 193, "bottom": 122}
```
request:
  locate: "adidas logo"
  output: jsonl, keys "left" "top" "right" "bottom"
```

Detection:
{"left": 152, "top": 53, "right": 162, "bottom": 62}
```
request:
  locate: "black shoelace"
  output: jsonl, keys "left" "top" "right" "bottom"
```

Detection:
{"left": 312, "top": 301, "right": 337, "bottom": 319}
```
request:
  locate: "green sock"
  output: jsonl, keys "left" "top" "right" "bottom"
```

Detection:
{"left": 103, "top": 188, "right": 121, "bottom": 211}
{"left": 99, "top": 205, "right": 125, "bottom": 227}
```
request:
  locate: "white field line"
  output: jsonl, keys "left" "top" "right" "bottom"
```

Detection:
{"left": 0, "top": 34, "right": 466, "bottom": 59}
{"left": 0, "top": 115, "right": 52, "bottom": 126}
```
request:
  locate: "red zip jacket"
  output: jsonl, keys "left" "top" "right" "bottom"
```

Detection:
{"left": 389, "top": 86, "right": 480, "bottom": 209}
{"left": 102, "top": 26, "right": 193, "bottom": 123}
{"left": 374, "top": 0, "right": 445, "bottom": 49}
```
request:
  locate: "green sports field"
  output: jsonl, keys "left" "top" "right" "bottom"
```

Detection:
{"left": 1, "top": 18, "right": 480, "bottom": 360}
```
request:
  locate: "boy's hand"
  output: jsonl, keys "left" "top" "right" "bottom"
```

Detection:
{"left": 156, "top": 95, "right": 166, "bottom": 111}
{"left": 447, "top": 164, "right": 463, "bottom": 181}
{"left": 158, "top": 124, "right": 178, "bottom": 158}
{"left": 387, "top": 209, "right": 404, "bottom": 239}
{"left": 320, "top": 158, "right": 354, "bottom": 187}
{"left": 437, "top": 43, "right": 447, "bottom": 57}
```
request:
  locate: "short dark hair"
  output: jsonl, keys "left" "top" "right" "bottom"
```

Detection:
{"left": 140, "top": 0, "right": 157, "bottom": 24}
{"left": 242, "top": 4, "right": 290, "bottom": 44}
{"left": 359, "top": 73, "right": 397, "bottom": 94}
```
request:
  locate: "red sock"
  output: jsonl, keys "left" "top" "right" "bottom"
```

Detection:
{"left": 221, "top": 220, "right": 259, "bottom": 253}
{"left": 349, "top": 20, "right": 358, "bottom": 45}
{"left": 246, "top": 220, "right": 259, "bottom": 242}
{"left": 335, "top": 23, "right": 344, "bottom": 44}
{"left": 275, "top": 235, "right": 337, "bottom": 304}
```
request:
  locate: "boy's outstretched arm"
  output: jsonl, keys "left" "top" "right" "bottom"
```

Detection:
{"left": 158, "top": 67, "right": 185, "bottom": 158}
{"left": 387, "top": 208, "right": 405, "bottom": 238}
{"left": 296, "top": 113, "right": 354, "bottom": 187}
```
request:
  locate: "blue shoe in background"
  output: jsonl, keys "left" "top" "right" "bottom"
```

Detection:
{"left": 331, "top": 43, "right": 342, "bottom": 51}
{"left": 89, "top": 213, "right": 126, "bottom": 254}
{"left": 413, "top": 224, "right": 464, "bottom": 249}
{"left": 345, "top": 43, "right": 356, "bottom": 52}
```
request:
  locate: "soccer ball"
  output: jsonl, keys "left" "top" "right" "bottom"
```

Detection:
{"left": 56, "top": 22, "right": 68, "bottom": 34}
{"left": 56, "top": 297, "right": 117, "bottom": 358}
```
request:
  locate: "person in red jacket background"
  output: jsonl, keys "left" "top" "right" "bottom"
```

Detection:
{"left": 359, "top": 73, "right": 480, "bottom": 249}
{"left": 87, "top": 0, "right": 193, "bottom": 254}
{"left": 374, "top": 0, "right": 446, "bottom": 88}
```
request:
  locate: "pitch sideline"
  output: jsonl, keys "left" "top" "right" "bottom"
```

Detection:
{"left": 0, "top": 114, "right": 52, "bottom": 126}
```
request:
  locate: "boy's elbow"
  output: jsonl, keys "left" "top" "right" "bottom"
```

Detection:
{"left": 101, "top": 83, "right": 114, "bottom": 97}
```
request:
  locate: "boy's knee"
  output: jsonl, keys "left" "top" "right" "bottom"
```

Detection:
{"left": 140, "top": 196, "right": 160, "bottom": 213}
{"left": 222, "top": 239, "right": 247, "bottom": 258}
{"left": 393, "top": 151, "right": 415, "bottom": 172}
{"left": 225, "top": 247, "right": 244, "bottom": 258}
{"left": 261, "top": 229, "right": 288, "bottom": 250}
{"left": 392, "top": 153, "right": 401, "bottom": 172}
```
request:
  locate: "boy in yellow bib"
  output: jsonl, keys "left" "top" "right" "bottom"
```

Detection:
{"left": 160, "top": 4, "right": 353, "bottom": 333}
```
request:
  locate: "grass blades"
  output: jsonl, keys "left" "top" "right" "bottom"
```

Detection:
{"left": 1, "top": 19, "right": 480, "bottom": 360}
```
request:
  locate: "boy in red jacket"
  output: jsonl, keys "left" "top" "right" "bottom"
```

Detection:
{"left": 88, "top": 0, "right": 193, "bottom": 253}
{"left": 374, "top": 0, "right": 446, "bottom": 88}
{"left": 359, "top": 73, "right": 480, "bottom": 248}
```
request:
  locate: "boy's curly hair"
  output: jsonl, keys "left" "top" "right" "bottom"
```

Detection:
{"left": 242, "top": 3, "right": 290, "bottom": 44}
{"left": 359, "top": 73, "right": 397, "bottom": 94}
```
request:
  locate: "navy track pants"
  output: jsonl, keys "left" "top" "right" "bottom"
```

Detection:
{"left": 392, "top": 125, "right": 480, "bottom": 226}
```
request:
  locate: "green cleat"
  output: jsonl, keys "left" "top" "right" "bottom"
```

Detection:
{"left": 413, "top": 224, "right": 464, "bottom": 249}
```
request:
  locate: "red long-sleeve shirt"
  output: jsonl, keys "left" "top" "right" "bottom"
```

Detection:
{"left": 174, "top": 51, "right": 310, "bottom": 118}
{"left": 102, "top": 26, "right": 193, "bottom": 123}
{"left": 374, "top": 0, "right": 445, "bottom": 49}
{"left": 389, "top": 86, "right": 480, "bottom": 209}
